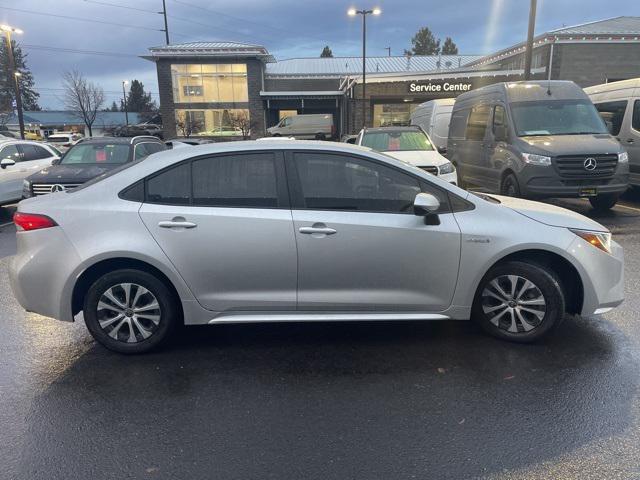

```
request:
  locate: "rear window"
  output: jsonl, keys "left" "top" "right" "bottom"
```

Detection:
{"left": 61, "top": 143, "right": 130, "bottom": 164}
{"left": 48, "top": 136, "right": 71, "bottom": 143}
{"left": 361, "top": 131, "right": 433, "bottom": 151}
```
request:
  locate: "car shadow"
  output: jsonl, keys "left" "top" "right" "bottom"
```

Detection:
{"left": 14, "top": 314, "right": 639, "bottom": 479}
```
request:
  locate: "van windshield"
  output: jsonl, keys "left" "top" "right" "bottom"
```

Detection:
{"left": 361, "top": 131, "right": 434, "bottom": 151}
{"left": 511, "top": 99, "right": 608, "bottom": 136}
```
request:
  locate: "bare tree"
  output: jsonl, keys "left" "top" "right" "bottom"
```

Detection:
{"left": 62, "top": 70, "right": 105, "bottom": 137}
{"left": 175, "top": 111, "right": 203, "bottom": 138}
{"left": 228, "top": 110, "right": 254, "bottom": 139}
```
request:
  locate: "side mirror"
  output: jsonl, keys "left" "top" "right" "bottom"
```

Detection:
{"left": 437, "top": 145, "right": 447, "bottom": 155}
{"left": 0, "top": 158, "right": 16, "bottom": 169}
{"left": 494, "top": 125, "right": 508, "bottom": 142}
{"left": 51, "top": 157, "right": 61, "bottom": 165}
{"left": 413, "top": 192, "right": 440, "bottom": 216}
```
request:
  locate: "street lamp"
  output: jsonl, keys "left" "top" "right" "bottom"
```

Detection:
{"left": 122, "top": 80, "right": 129, "bottom": 126}
{"left": 1, "top": 24, "right": 25, "bottom": 139}
{"left": 348, "top": 7, "right": 381, "bottom": 129}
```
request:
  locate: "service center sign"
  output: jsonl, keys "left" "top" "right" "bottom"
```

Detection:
{"left": 408, "top": 81, "right": 473, "bottom": 94}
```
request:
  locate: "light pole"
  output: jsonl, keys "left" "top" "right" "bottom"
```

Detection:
{"left": 1, "top": 24, "right": 25, "bottom": 139}
{"left": 348, "top": 7, "right": 381, "bottom": 130}
{"left": 122, "top": 80, "right": 129, "bottom": 126}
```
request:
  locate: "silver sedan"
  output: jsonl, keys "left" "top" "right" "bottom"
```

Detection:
{"left": 9, "top": 141, "right": 624, "bottom": 353}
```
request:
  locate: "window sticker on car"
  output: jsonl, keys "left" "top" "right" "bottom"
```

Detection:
{"left": 95, "top": 150, "right": 107, "bottom": 162}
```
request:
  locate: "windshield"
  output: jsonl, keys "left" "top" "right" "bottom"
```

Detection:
{"left": 361, "top": 131, "right": 434, "bottom": 151}
{"left": 61, "top": 143, "right": 130, "bottom": 164}
{"left": 510, "top": 99, "right": 608, "bottom": 136}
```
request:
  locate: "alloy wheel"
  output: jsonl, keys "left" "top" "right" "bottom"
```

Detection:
{"left": 481, "top": 275, "right": 546, "bottom": 333}
{"left": 96, "top": 283, "right": 162, "bottom": 343}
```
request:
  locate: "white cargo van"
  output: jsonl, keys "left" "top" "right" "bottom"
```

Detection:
{"left": 585, "top": 78, "right": 640, "bottom": 186}
{"left": 267, "top": 114, "right": 335, "bottom": 140}
{"left": 410, "top": 98, "right": 455, "bottom": 153}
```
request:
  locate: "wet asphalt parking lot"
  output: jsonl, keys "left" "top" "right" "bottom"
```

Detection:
{"left": 1, "top": 193, "right": 640, "bottom": 480}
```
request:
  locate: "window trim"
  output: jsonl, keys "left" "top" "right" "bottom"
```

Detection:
{"left": 632, "top": 99, "right": 640, "bottom": 133}
{"left": 139, "top": 150, "right": 290, "bottom": 209}
{"left": 284, "top": 149, "right": 453, "bottom": 215}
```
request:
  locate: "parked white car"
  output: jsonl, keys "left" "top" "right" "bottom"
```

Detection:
{"left": 356, "top": 126, "right": 457, "bottom": 184}
{"left": 0, "top": 140, "right": 60, "bottom": 205}
{"left": 46, "top": 132, "right": 83, "bottom": 152}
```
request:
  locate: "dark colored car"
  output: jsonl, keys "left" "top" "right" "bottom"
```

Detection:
{"left": 114, "top": 124, "right": 163, "bottom": 139}
{"left": 23, "top": 136, "right": 165, "bottom": 197}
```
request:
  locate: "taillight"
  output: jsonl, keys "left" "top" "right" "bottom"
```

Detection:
{"left": 13, "top": 212, "right": 58, "bottom": 231}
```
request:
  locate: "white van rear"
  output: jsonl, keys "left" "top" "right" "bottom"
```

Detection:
{"left": 267, "top": 114, "right": 335, "bottom": 140}
{"left": 410, "top": 98, "right": 455, "bottom": 153}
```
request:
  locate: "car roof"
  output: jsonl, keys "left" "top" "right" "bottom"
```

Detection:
{"left": 76, "top": 136, "right": 163, "bottom": 145}
{"left": 0, "top": 138, "right": 51, "bottom": 146}
{"left": 363, "top": 126, "right": 422, "bottom": 133}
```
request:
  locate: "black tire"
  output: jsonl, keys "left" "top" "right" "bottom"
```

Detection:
{"left": 271, "top": 133, "right": 281, "bottom": 137}
{"left": 471, "top": 261, "right": 566, "bottom": 343}
{"left": 500, "top": 173, "right": 521, "bottom": 197}
{"left": 83, "top": 269, "right": 179, "bottom": 354}
{"left": 315, "top": 133, "right": 326, "bottom": 140}
{"left": 589, "top": 193, "right": 619, "bottom": 210}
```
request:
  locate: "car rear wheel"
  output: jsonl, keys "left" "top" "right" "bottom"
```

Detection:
{"left": 500, "top": 174, "right": 520, "bottom": 197}
{"left": 315, "top": 133, "right": 326, "bottom": 140}
{"left": 472, "top": 261, "right": 565, "bottom": 343}
{"left": 83, "top": 269, "right": 179, "bottom": 354}
{"left": 589, "top": 193, "right": 619, "bottom": 210}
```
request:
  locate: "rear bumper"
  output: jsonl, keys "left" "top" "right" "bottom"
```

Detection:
{"left": 567, "top": 237, "right": 625, "bottom": 316}
{"left": 9, "top": 227, "right": 81, "bottom": 322}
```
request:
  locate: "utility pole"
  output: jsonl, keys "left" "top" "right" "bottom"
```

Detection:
{"left": 122, "top": 80, "right": 129, "bottom": 126}
{"left": 161, "top": 0, "right": 170, "bottom": 45}
{"left": 1, "top": 25, "right": 25, "bottom": 139}
{"left": 523, "top": 0, "right": 537, "bottom": 80}
{"left": 385, "top": 46, "right": 391, "bottom": 57}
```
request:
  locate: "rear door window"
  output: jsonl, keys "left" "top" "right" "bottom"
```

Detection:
{"left": 633, "top": 100, "right": 640, "bottom": 132}
{"left": 594, "top": 100, "right": 628, "bottom": 135}
{"left": 20, "top": 144, "right": 52, "bottom": 161}
{"left": 146, "top": 163, "right": 191, "bottom": 205}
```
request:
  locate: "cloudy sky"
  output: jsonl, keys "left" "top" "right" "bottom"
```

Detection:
{"left": 1, "top": 0, "right": 638, "bottom": 109}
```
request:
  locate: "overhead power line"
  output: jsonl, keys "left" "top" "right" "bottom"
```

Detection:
{"left": 22, "top": 44, "right": 140, "bottom": 58}
{"left": 82, "top": 0, "right": 159, "bottom": 14}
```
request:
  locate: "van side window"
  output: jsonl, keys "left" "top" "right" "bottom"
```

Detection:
{"left": 633, "top": 100, "right": 640, "bottom": 132}
{"left": 465, "top": 105, "right": 490, "bottom": 141}
{"left": 448, "top": 110, "right": 469, "bottom": 140}
{"left": 493, "top": 105, "right": 506, "bottom": 128}
{"left": 594, "top": 101, "right": 628, "bottom": 136}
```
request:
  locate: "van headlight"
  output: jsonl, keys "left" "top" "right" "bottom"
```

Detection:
{"left": 618, "top": 151, "right": 629, "bottom": 163}
{"left": 569, "top": 228, "right": 611, "bottom": 254}
{"left": 438, "top": 161, "right": 455, "bottom": 175}
{"left": 522, "top": 153, "right": 552, "bottom": 166}
{"left": 22, "top": 179, "right": 32, "bottom": 198}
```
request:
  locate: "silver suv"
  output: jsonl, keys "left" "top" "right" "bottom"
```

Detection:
{"left": 10, "top": 141, "right": 624, "bottom": 353}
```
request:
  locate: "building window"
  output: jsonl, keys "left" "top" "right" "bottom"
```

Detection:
{"left": 175, "top": 108, "right": 249, "bottom": 136}
{"left": 372, "top": 103, "right": 418, "bottom": 127}
{"left": 171, "top": 64, "right": 248, "bottom": 103}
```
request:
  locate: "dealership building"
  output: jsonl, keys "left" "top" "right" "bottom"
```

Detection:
{"left": 143, "top": 16, "right": 640, "bottom": 139}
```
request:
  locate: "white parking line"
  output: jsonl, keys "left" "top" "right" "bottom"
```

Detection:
{"left": 615, "top": 203, "right": 640, "bottom": 213}
{"left": 0, "top": 221, "right": 14, "bottom": 228}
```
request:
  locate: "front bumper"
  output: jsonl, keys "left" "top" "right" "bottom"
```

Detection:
{"left": 567, "top": 236, "right": 624, "bottom": 316}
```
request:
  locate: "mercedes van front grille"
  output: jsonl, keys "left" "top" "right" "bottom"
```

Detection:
{"left": 554, "top": 154, "right": 618, "bottom": 178}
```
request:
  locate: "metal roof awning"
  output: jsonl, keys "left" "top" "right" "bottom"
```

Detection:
{"left": 260, "top": 90, "right": 345, "bottom": 100}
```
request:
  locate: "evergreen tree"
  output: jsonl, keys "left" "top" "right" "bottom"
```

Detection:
{"left": 124, "top": 80, "right": 156, "bottom": 114}
{"left": 320, "top": 46, "right": 333, "bottom": 58}
{"left": 0, "top": 39, "right": 40, "bottom": 111}
{"left": 408, "top": 27, "right": 441, "bottom": 55}
{"left": 441, "top": 37, "right": 459, "bottom": 55}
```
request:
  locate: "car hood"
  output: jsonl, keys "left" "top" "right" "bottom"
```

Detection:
{"left": 490, "top": 194, "right": 608, "bottom": 232}
{"left": 519, "top": 134, "right": 622, "bottom": 156}
{"left": 381, "top": 150, "right": 448, "bottom": 166}
{"left": 26, "top": 163, "right": 121, "bottom": 183}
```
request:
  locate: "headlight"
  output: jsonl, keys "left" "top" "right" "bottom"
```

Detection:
{"left": 618, "top": 151, "right": 629, "bottom": 163}
{"left": 569, "top": 228, "right": 612, "bottom": 254}
{"left": 522, "top": 152, "right": 552, "bottom": 166}
{"left": 22, "top": 179, "right": 32, "bottom": 198}
{"left": 438, "top": 161, "right": 455, "bottom": 175}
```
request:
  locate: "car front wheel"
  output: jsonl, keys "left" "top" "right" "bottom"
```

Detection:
{"left": 83, "top": 269, "right": 179, "bottom": 354}
{"left": 472, "top": 261, "right": 566, "bottom": 343}
{"left": 589, "top": 193, "right": 619, "bottom": 210}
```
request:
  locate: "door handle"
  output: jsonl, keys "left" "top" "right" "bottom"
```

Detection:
{"left": 299, "top": 226, "right": 337, "bottom": 235}
{"left": 158, "top": 220, "right": 197, "bottom": 229}
{"left": 627, "top": 139, "right": 635, "bottom": 144}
